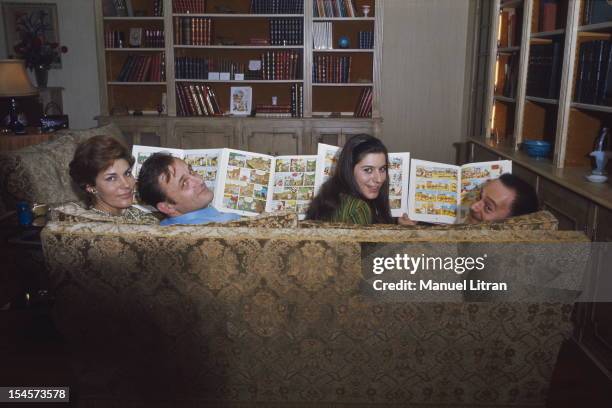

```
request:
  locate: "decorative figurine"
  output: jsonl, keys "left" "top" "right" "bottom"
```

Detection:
{"left": 338, "top": 36, "right": 350, "bottom": 49}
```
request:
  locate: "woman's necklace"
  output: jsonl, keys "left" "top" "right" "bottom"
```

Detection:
{"left": 90, "top": 206, "right": 125, "bottom": 217}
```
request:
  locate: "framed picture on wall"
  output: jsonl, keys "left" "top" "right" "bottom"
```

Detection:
{"left": 2, "top": 2, "right": 62, "bottom": 68}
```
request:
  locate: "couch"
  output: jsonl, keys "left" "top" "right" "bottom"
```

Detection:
{"left": 0, "top": 123, "right": 125, "bottom": 217}
{"left": 3, "top": 125, "right": 589, "bottom": 406}
{"left": 41, "top": 218, "right": 589, "bottom": 408}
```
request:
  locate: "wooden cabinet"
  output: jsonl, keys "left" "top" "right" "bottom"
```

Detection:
{"left": 242, "top": 121, "right": 304, "bottom": 155}
{"left": 94, "top": 0, "right": 382, "bottom": 132}
{"left": 539, "top": 177, "right": 592, "bottom": 232}
{"left": 174, "top": 119, "right": 237, "bottom": 149}
{"left": 97, "top": 116, "right": 166, "bottom": 147}
{"left": 479, "top": 0, "right": 612, "bottom": 172}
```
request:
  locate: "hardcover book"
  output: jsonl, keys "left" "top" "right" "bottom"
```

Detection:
{"left": 408, "top": 159, "right": 512, "bottom": 224}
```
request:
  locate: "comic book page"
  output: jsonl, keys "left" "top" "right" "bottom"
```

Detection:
{"left": 408, "top": 159, "right": 460, "bottom": 224}
{"left": 266, "top": 155, "right": 317, "bottom": 219}
{"left": 131, "top": 145, "right": 185, "bottom": 178}
{"left": 458, "top": 160, "right": 512, "bottom": 221}
{"left": 388, "top": 152, "right": 410, "bottom": 217}
{"left": 313, "top": 143, "right": 341, "bottom": 194}
{"left": 213, "top": 149, "right": 275, "bottom": 216}
{"left": 183, "top": 149, "right": 221, "bottom": 193}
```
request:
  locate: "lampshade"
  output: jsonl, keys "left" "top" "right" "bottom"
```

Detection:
{"left": 0, "top": 59, "right": 38, "bottom": 97}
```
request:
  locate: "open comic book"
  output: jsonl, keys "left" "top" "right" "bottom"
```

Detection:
{"left": 131, "top": 145, "right": 317, "bottom": 219}
{"left": 408, "top": 159, "right": 512, "bottom": 224}
{"left": 313, "top": 144, "right": 410, "bottom": 217}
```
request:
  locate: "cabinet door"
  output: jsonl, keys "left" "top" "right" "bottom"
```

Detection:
{"left": 593, "top": 205, "right": 612, "bottom": 242}
{"left": 471, "top": 143, "right": 501, "bottom": 162}
{"left": 118, "top": 125, "right": 165, "bottom": 147}
{"left": 512, "top": 163, "right": 539, "bottom": 192}
{"left": 311, "top": 127, "right": 345, "bottom": 152}
{"left": 175, "top": 122, "right": 236, "bottom": 149}
{"left": 243, "top": 124, "right": 303, "bottom": 156}
{"left": 539, "top": 179, "right": 591, "bottom": 232}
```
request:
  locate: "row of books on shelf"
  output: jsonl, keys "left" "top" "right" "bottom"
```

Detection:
{"left": 175, "top": 57, "right": 247, "bottom": 80}
{"left": 270, "top": 18, "right": 303, "bottom": 45}
{"left": 103, "top": 0, "right": 163, "bottom": 17}
{"left": 105, "top": 29, "right": 165, "bottom": 48}
{"left": 261, "top": 51, "right": 302, "bottom": 80}
{"left": 250, "top": 0, "right": 304, "bottom": 14}
{"left": 117, "top": 54, "right": 166, "bottom": 82}
{"left": 354, "top": 87, "right": 372, "bottom": 118}
{"left": 313, "top": 55, "right": 351, "bottom": 83}
{"left": 174, "top": 17, "right": 212, "bottom": 45}
{"left": 526, "top": 42, "right": 562, "bottom": 99}
{"left": 314, "top": 0, "right": 357, "bottom": 18}
{"left": 173, "top": 0, "right": 205, "bottom": 14}
{"left": 176, "top": 83, "right": 223, "bottom": 116}
{"left": 498, "top": 8, "right": 520, "bottom": 48}
{"left": 583, "top": 0, "right": 612, "bottom": 25}
{"left": 255, "top": 87, "right": 302, "bottom": 117}
{"left": 496, "top": 55, "right": 518, "bottom": 98}
{"left": 575, "top": 40, "right": 612, "bottom": 106}
{"left": 358, "top": 31, "right": 374, "bottom": 49}
{"left": 313, "top": 22, "right": 333, "bottom": 50}
{"left": 538, "top": 0, "right": 558, "bottom": 32}
{"left": 131, "top": 143, "right": 509, "bottom": 223}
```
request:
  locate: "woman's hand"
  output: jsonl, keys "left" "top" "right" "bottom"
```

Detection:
{"left": 397, "top": 213, "right": 418, "bottom": 226}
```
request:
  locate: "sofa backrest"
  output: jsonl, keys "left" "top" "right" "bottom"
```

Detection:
{"left": 0, "top": 123, "right": 125, "bottom": 216}
{"left": 42, "top": 222, "right": 588, "bottom": 406}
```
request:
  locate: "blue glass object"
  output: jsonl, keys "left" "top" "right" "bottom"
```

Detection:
{"left": 522, "top": 140, "right": 552, "bottom": 158}
{"left": 338, "top": 36, "right": 350, "bottom": 49}
{"left": 16, "top": 201, "right": 33, "bottom": 226}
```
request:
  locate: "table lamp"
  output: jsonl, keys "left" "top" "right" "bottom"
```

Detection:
{"left": 0, "top": 59, "right": 38, "bottom": 135}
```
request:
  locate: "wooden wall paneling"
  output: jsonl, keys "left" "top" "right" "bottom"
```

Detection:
{"left": 565, "top": 108, "right": 602, "bottom": 167}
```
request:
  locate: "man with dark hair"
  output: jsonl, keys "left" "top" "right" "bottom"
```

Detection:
{"left": 399, "top": 173, "right": 539, "bottom": 225}
{"left": 465, "top": 173, "right": 539, "bottom": 223}
{"left": 137, "top": 153, "right": 240, "bottom": 226}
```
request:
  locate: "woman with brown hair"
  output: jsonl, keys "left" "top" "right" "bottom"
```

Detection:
{"left": 68, "top": 135, "right": 157, "bottom": 223}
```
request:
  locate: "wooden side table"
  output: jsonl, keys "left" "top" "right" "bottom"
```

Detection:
{"left": 0, "top": 131, "right": 53, "bottom": 152}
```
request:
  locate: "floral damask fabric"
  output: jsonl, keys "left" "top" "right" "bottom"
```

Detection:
{"left": 299, "top": 210, "right": 559, "bottom": 231}
{"left": 42, "top": 222, "right": 587, "bottom": 406}
{"left": 50, "top": 202, "right": 159, "bottom": 224}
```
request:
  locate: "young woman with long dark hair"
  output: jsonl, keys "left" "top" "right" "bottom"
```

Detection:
{"left": 306, "top": 134, "right": 394, "bottom": 224}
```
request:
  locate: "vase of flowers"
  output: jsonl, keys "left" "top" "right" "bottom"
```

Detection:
{"left": 11, "top": 9, "right": 67, "bottom": 87}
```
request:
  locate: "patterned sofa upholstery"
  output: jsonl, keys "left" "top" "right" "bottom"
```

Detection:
{"left": 0, "top": 123, "right": 125, "bottom": 216}
{"left": 41, "top": 219, "right": 588, "bottom": 408}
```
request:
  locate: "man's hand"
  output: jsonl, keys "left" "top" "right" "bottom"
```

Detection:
{"left": 397, "top": 213, "right": 418, "bottom": 226}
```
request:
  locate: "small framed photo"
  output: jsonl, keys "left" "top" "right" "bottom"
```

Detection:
{"left": 129, "top": 28, "right": 142, "bottom": 47}
{"left": 230, "top": 87, "right": 252, "bottom": 116}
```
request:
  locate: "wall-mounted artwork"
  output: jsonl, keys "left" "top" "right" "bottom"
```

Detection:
{"left": 2, "top": 2, "right": 62, "bottom": 69}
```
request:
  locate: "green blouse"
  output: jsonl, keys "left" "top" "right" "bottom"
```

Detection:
{"left": 330, "top": 194, "right": 372, "bottom": 225}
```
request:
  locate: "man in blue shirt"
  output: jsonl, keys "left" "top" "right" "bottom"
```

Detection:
{"left": 137, "top": 153, "right": 241, "bottom": 226}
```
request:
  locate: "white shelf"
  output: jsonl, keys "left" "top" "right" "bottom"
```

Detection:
{"left": 313, "top": 17, "right": 374, "bottom": 21}
{"left": 172, "top": 13, "right": 304, "bottom": 18}
{"left": 500, "top": 0, "right": 523, "bottom": 8}
{"left": 175, "top": 79, "right": 303, "bottom": 83}
{"left": 174, "top": 45, "right": 303, "bottom": 49}
{"left": 105, "top": 48, "right": 165, "bottom": 51}
{"left": 312, "top": 83, "right": 373, "bottom": 87}
{"left": 104, "top": 17, "right": 164, "bottom": 21}
{"left": 495, "top": 95, "right": 516, "bottom": 103}
{"left": 531, "top": 29, "right": 565, "bottom": 38}
{"left": 497, "top": 46, "right": 520, "bottom": 53}
{"left": 571, "top": 102, "right": 612, "bottom": 113}
{"left": 525, "top": 96, "right": 558, "bottom": 105}
{"left": 107, "top": 82, "right": 167, "bottom": 85}
{"left": 313, "top": 49, "right": 374, "bottom": 53}
{"left": 578, "top": 22, "right": 612, "bottom": 32}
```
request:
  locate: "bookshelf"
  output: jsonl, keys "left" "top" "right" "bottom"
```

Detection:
{"left": 482, "top": 0, "right": 612, "bottom": 170}
{"left": 94, "top": 0, "right": 383, "bottom": 152}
